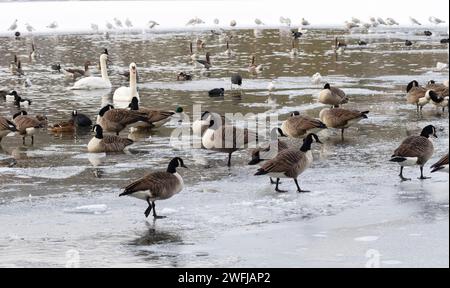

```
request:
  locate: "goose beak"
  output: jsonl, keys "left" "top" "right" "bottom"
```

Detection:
{"left": 433, "top": 133, "right": 438, "bottom": 138}
{"left": 181, "top": 164, "right": 189, "bottom": 169}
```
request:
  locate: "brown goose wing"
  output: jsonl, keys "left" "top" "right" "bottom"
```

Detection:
{"left": 393, "top": 136, "right": 433, "bottom": 157}
{"left": 431, "top": 154, "right": 449, "bottom": 169}
{"left": 407, "top": 87, "right": 426, "bottom": 103}
{"left": 324, "top": 109, "right": 365, "bottom": 127}
{"left": 65, "top": 68, "right": 84, "bottom": 75}
{"left": 104, "top": 109, "right": 147, "bottom": 126}
{"left": 14, "top": 116, "right": 42, "bottom": 133}
{"left": 101, "top": 135, "right": 133, "bottom": 152}
{"left": 0, "top": 117, "right": 16, "bottom": 131}
{"left": 258, "top": 149, "right": 302, "bottom": 174}
{"left": 331, "top": 86, "right": 346, "bottom": 98}
{"left": 122, "top": 172, "right": 179, "bottom": 198}
{"left": 140, "top": 107, "right": 175, "bottom": 123}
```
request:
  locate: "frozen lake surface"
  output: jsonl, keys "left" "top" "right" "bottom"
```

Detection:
{"left": 0, "top": 22, "right": 449, "bottom": 267}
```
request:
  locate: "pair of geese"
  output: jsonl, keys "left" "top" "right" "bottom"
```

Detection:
{"left": 406, "top": 80, "right": 449, "bottom": 113}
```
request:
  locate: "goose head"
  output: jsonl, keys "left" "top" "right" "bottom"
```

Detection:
{"left": 72, "top": 110, "right": 78, "bottom": 117}
{"left": 13, "top": 110, "right": 27, "bottom": 119}
{"left": 290, "top": 111, "right": 300, "bottom": 117}
{"left": 7, "top": 90, "right": 19, "bottom": 98}
{"left": 167, "top": 157, "right": 188, "bottom": 173}
{"left": 406, "top": 80, "right": 419, "bottom": 93}
{"left": 92, "top": 124, "right": 104, "bottom": 139}
{"left": 323, "top": 83, "right": 331, "bottom": 90}
{"left": 98, "top": 104, "right": 114, "bottom": 116}
{"left": 421, "top": 125, "right": 438, "bottom": 139}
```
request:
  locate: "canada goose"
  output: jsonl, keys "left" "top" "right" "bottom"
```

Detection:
{"left": 12, "top": 111, "right": 45, "bottom": 145}
{"left": 319, "top": 108, "right": 369, "bottom": 141}
{"left": 119, "top": 157, "right": 187, "bottom": 218}
{"left": 202, "top": 120, "right": 258, "bottom": 167}
{"left": 425, "top": 90, "right": 449, "bottom": 112}
{"left": 249, "top": 128, "right": 289, "bottom": 166}
{"left": 49, "top": 119, "right": 75, "bottom": 133}
{"left": 113, "top": 62, "right": 140, "bottom": 103}
{"left": 5, "top": 90, "right": 18, "bottom": 102}
{"left": 64, "top": 61, "right": 92, "bottom": 80}
{"left": 30, "top": 44, "right": 37, "bottom": 60}
{"left": 406, "top": 80, "right": 428, "bottom": 113}
{"left": 231, "top": 74, "right": 243, "bottom": 89}
{"left": 223, "top": 41, "right": 234, "bottom": 56}
{"left": 128, "top": 97, "right": 175, "bottom": 128}
{"left": 88, "top": 125, "right": 133, "bottom": 153}
{"left": 208, "top": 88, "right": 225, "bottom": 97}
{"left": 196, "top": 52, "right": 211, "bottom": 70}
{"left": 96, "top": 104, "right": 148, "bottom": 135}
{"left": 255, "top": 133, "right": 322, "bottom": 193}
{"left": 0, "top": 117, "right": 18, "bottom": 142}
{"left": 390, "top": 125, "right": 437, "bottom": 181}
{"left": 441, "top": 39, "right": 449, "bottom": 44}
{"left": 71, "top": 53, "right": 111, "bottom": 90}
{"left": 72, "top": 110, "right": 93, "bottom": 127}
{"left": 282, "top": 111, "right": 327, "bottom": 138}
{"left": 13, "top": 60, "right": 24, "bottom": 76}
{"left": 51, "top": 64, "right": 61, "bottom": 72}
{"left": 424, "top": 31, "right": 433, "bottom": 36}
{"left": 405, "top": 40, "right": 413, "bottom": 47}
{"left": 177, "top": 72, "right": 193, "bottom": 81}
{"left": 426, "top": 80, "right": 449, "bottom": 97}
{"left": 248, "top": 55, "right": 263, "bottom": 74}
{"left": 319, "top": 83, "right": 349, "bottom": 108}
{"left": 431, "top": 154, "right": 449, "bottom": 173}
{"left": 9, "top": 55, "right": 18, "bottom": 75}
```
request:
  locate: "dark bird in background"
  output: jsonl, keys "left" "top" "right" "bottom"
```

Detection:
{"left": 440, "top": 38, "right": 449, "bottom": 44}
{"left": 231, "top": 74, "right": 242, "bottom": 89}
{"left": 358, "top": 40, "right": 367, "bottom": 46}
{"left": 405, "top": 40, "right": 413, "bottom": 46}
{"left": 51, "top": 64, "right": 61, "bottom": 72}
{"left": 72, "top": 110, "right": 93, "bottom": 127}
{"left": 177, "top": 72, "right": 193, "bottom": 81}
{"left": 208, "top": 88, "right": 225, "bottom": 97}
{"left": 424, "top": 30, "right": 433, "bottom": 36}
{"left": 292, "top": 31, "right": 303, "bottom": 39}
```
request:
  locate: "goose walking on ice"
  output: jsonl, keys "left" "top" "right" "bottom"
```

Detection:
{"left": 70, "top": 53, "right": 111, "bottom": 90}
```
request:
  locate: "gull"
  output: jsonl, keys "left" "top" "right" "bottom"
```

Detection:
{"left": 186, "top": 17, "right": 205, "bottom": 26}
{"left": 214, "top": 18, "right": 220, "bottom": 25}
{"left": 148, "top": 20, "right": 159, "bottom": 29}
{"left": 8, "top": 19, "right": 18, "bottom": 31}
{"left": 280, "top": 16, "right": 292, "bottom": 27}
{"left": 25, "top": 23, "right": 35, "bottom": 32}
{"left": 255, "top": 18, "right": 264, "bottom": 26}
{"left": 377, "top": 17, "right": 387, "bottom": 25}
{"left": 114, "top": 18, "right": 123, "bottom": 28}
{"left": 301, "top": 18, "right": 310, "bottom": 26}
{"left": 106, "top": 22, "right": 114, "bottom": 30}
{"left": 125, "top": 18, "right": 133, "bottom": 28}
{"left": 429, "top": 16, "right": 446, "bottom": 25}
{"left": 386, "top": 18, "right": 399, "bottom": 25}
{"left": 230, "top": 20, "right": 237, "bottom": 27}
{"left": 351, "top": 17, "right": 361, "bottom": 24}
{"left": 47, "top": 21, "right": 58, "bottom": 29}
{"left": 362, "top": 23, "right": 372, "bottom": 29}
{"left": 409, "top": 17, "right": 422, "bottom": 25}
{"left": 345, "top": 21, "right": 359, "bottom": 30}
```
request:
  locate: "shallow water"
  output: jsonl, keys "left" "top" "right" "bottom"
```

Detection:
{"left": 0, "top": 27, "right": 449, "bottom": 267}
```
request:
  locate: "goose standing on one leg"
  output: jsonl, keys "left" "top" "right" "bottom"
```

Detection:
{"left": 390, "top": 125, "right": 437, "bottom": 181}
{"left": 88, "top": 125, "right": 133, "bottom": 153}
{"left": 119, "top": 157, "right": 188, "bottom": 219}
{"left": 113, "top": 62, "right": 140, "bottom": 105}
{"left": 255, "top": 133, "right": 322, "bottom": 193}
{"left": 70, "top": 53, "right": 111, "bottom": 90}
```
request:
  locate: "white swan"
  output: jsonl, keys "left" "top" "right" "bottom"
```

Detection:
{"left": 70, "top": 54, "right": 111, "bottom": 90}
{"left": 113, "top": 62, "right": 140, "bottom": 106}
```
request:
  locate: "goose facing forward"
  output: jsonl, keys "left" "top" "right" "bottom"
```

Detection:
{"left": 319, "top": 108, "right": 369, "bottom": 141}
{"left": 431, "top": 154, "right": 449, "bottom": 173}
{"left": 120, "top": 157, "right": 187, "bottom": 219}
{"left": 255, "top": 133, "right": 322, "bottom": 193}
{"left": 319, "top": 83, "right": 348, "bottom": 108}
{"left": 113, "top": 62, "right": 140, "bottom": 104}
{"left": 281, "top": 111, "right": 327, "bottom": 138}
{"left": 390, "top": 125, "right": 437, "bottom": 181}
{"left": 71, "top": 53, "right": 111, "bottom": 90}
{"left": 88, "top": 125, "right": 133, "bottom": 153}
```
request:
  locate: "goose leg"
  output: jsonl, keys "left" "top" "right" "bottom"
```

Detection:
{"left": 152, "top": 201, "right": 166, "bottom": 219}
{"left": 294, "top": 179, "right": 310, "bottom": 193}
{"left": 341, "top": 129, "right": 345, "bottom": 141}
{"left": 399, "top": 167, "right": 411, "bottom": 181}
{"left": 227, "top": 153, "right": 232, "bottom": 167}
{"left": 418, "top": 166, "right": 431, "bottom": 180}
{"left": 22, "top": 137, "right": 25, "bottom": 145}
{"left": 275, "top": 178, "right": 287, "bottom": 193}
{"left": 31, "top": 136, "right": 34, "bottom": 145}
{"left": 144, "top": 199, "right": 153, "bottom": 218}
{"left": 270, "top": 177, "right": 281, "bottom": 185}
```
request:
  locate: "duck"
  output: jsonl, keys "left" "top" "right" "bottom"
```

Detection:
{"left": 319, "top": 108, "right": 369, "bottom": 141}
{"left": 72, "top": 110, "right": 93, "bottom": 127}
{"left": 202, "top": 120, "right": 258, "bottom": 167}
{"left": 70, "top": 53, "right": 111, "bottom": 90}
{"left": 128, "top": 97, "right": 175, "bottom": 128}
{"left": 88, "top": 125, "right": 133, "bottom": 153}
{"left": 195, "top": 52, "right": 211, "bottom": 70}
{"left": 64, "top": 61, "right": 92, "bottom": 80}
{"left": 113, "top": 62, "right": 140, "bottom": 104}
{"left": 96, "top": 104, "right": 148, "bottom": 135}
{"left": 281, "top": 111, "right": 327, "bottom": 138}
{"left": 424, "top": 30, "right": 433, "bottom": 36}
{"left": 12, "top": 111, "right": 46, "bottom": 145}
{"left": 318, "top": 83, "right": 349, "bottom": 108}
{"left": 48, "top": 119, "right": 75, "bottom": 133}
{"left": 405, "top": 40, "right": 413, "bottom": 47}
{"left": 47, "top": 21, "right": 58, "bottom": 29}
{"left": 431, "top": 154, "right": 449, "bottom": 173}
{"left": 255, "top": 133, "right": 322, "bottom": 193}
{"left": 208, "top": 88, "right": 225, "bottom": 97}
{"left": 231, "top": 74, "right": 243, "bottom": 89}
{"left": 292, "top": 31, "right": 303, "bottom": 39}
{"left": 177, "top": 72, "right": 192, "bottom": 81}
{"left": 119, "top": 157, "right": 187, "bottom": 219}
{"left": 406, "top": 80, "right": 428, "bottom": 113}
{"left": 390, "top": 125, "right": 437, "bottom": 181}
{"left": 248, "top": 55, "right": 263, "bottom": 74}
{"left": 0, "top": 117, "right": 18, "bottom": 142}
{"left": 51, "top": 64, "right": 61, "bottom": 72}
{"left": 441, "top": 38, "right": 449, "bottom": 44}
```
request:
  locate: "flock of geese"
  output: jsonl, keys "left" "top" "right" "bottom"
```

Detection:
{"left": 1, "top": 18, "right": 449, "bottom": 220}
